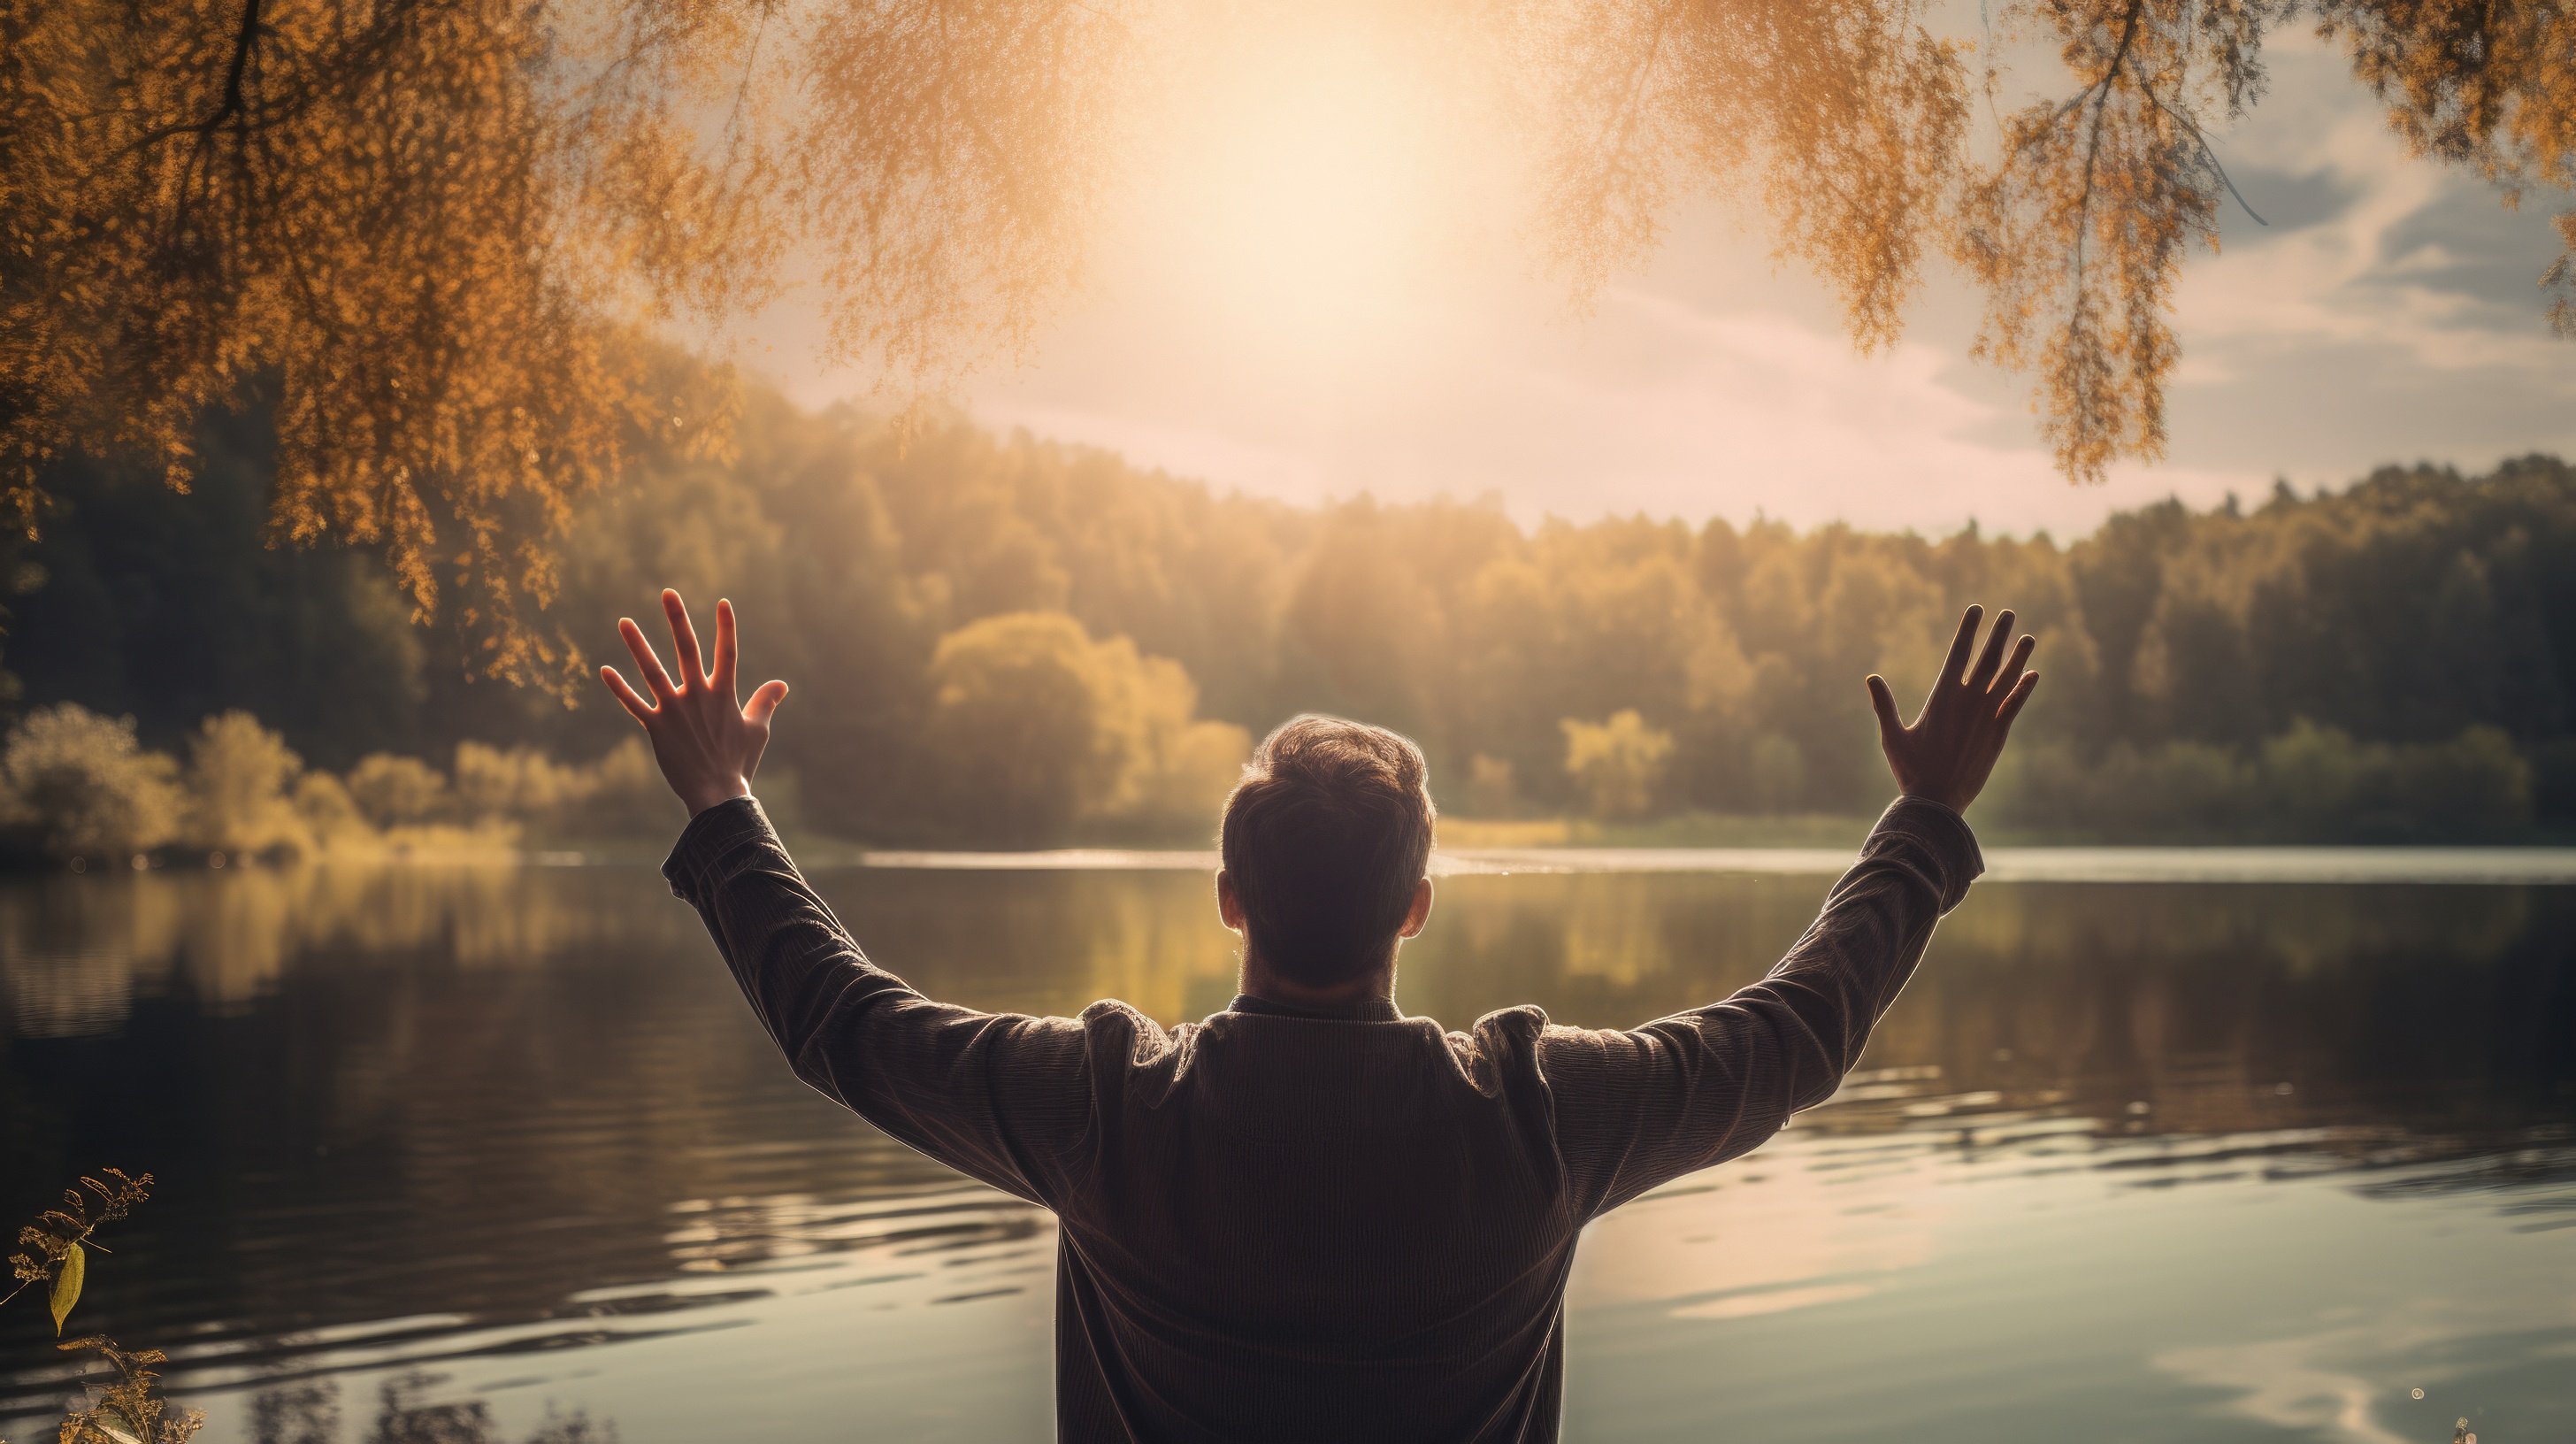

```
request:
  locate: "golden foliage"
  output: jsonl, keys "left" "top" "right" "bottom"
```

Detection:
{"left": 2311, "top": 0, "right": 2576, "bottom": 340}
{"left": 4, "top": 0, "right": 2572, "bottom": 681}
{"left": 1538, "top": 0, "right": 2572, "bottom": 480}
{"left": 0, "top": 0, "right": 769, "bottom": 686}
{"left": 2316, "top": 0, "right": 2576, "bottom": 212}
{"left": 797, "top": 0, "right": 1132, "bottom": 392}
{"left": 1957, "top": 1, "right": 2243, "bottom": 480}
{"left": 1537, "top": 0, "right": 1972, "bottom": 351}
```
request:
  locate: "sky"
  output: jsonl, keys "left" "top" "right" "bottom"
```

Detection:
{"left": 740, "top": 22, "right": 2576, "bottom": 541}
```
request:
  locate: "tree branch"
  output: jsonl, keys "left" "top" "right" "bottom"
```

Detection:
{"left": 2136, "top": 79, "right": 2269, "bottom": 226}
{"left": 213, "top": 0, "right": 264, "bottom": 134}
{"left": 2073, "top": 0, "right": 2148, "bottom": 281}
{"left": 111, "top": 0, "right": 265, "bottom": 157}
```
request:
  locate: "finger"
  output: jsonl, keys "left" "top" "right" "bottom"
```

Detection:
{"left": 1989, "top": 634, "right": 2036, "bottom": 697}
{"left": 1940, "top": 606, "right": 1982, "bottom": 687}
{"left": 713, "top": 598, "right": 740, "bottom": 696}
{"left": 620, "top": 617, "right": 678, "bottom": 698}
{"left": 1966, "top": 609, "right": 2016, "bottom": 691}
{"left": 1866, "top": 675, "right": 1905, "bottom": 747}
{"left": 600, "top": 666, "right": 656, "bottom": 726}
{"left": 663, "top": 589, "right": 707, "bottom": 689}
{"left": 746, "top": 679, "right": 788, "bottom": 726}
{"left": 1997, "top": 670, "right": 2041, "bottom": 726}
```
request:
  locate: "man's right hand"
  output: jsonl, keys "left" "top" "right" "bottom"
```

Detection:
{"left": 600, "top": 589, "right": 790, "bottom": 818}
{"left": 1864, "top": 606, "right": 2038, "bottom": 814}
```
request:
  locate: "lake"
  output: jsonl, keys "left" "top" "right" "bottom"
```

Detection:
{"left": 3, "top": 849, "right": 2572, "bottom": 1443}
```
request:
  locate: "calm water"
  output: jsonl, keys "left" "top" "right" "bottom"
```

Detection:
{"left": 2, "top": 854, "right": 2571, "bottom": 1443}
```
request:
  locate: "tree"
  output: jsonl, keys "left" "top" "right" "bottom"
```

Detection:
{"left": 182, "top": 708, "right": 307, "bottom": 856}
{"left": 1, "top": 0, "right": 782, "bottom": 685}
{"left": 0, "top": 0, "right": 1136, "bottom": 689}
{"left": 346, "top": 752, "right": 451, "bottom": 828}
{"left": 0, "top": 703, "right": 186, "bottom": 858}
{"left": 1545, "top": 0, "right": 2575, "bottom": 480}
{"left": 921, "top": 611, "right": 1246, "bottom": 843}
{"left": 7, "top": 0, "right": 2568, "bottom": 690}
{"left": 1560, "top": 709, "right": 1676, "bottom": 819}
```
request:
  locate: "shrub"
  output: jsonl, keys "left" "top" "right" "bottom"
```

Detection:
{"left": 447, "top": 736, "right": 684, "bottom": 841}
{"left": 920, "top": 612, "right": 1247, "bottom": 842}
{"left": 293, "top": 772, "right": 374, "bottom": 849}
{"left": 547, "top": 736, "right": 686, "bottom": 840}
{"left": 184, "top": 711, "right": 312, "bottom": 858}
{"left": 2258, "top": 718, "right": 2367, "bottom": 829}
{"left": 454, "top": 741, "right": 585, "bottom": 826}
{"left": 346, "top": 752, "right": 453, "bottom": 827}
{"left": 0, "top": 704, "right": 185, "bottom": 859}
{"left": 1561, "top": 710, "right": 1675, "bottom": 820}
{"left": 2389, "top": 726, "right": 2533, "bottom": 837}
{"left": 1993, "top": 721, "right": 2537, "bottom": 841}
{"left": 1983, "top": 736, "right": 2255, "bottom": 839}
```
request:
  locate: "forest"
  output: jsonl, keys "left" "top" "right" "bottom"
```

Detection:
{"left": 0, "top": 376, "right": 2565, "bottom": 855}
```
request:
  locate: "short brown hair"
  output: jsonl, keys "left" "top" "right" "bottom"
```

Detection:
{"left": 1220, "top": 715, "right": 1437, "bottom": 989}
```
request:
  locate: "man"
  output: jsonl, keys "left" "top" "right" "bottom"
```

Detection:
{"left": 602, "top": 591, "right": 2038, "bottom": 1443}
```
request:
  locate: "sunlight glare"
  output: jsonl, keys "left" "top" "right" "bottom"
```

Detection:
{"left": 1121, "top": 18, "right": 1486, "bottom": 378}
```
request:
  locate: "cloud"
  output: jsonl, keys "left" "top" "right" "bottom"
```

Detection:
{"left": 2181, "top": 69, "right": 2568, "bottom": 373}
{"left": 743, "top": 25, "right": 2573, "bottom": 536}
{"left": 2139, "top": 30, "right": 2576, "bottom": 482}
{"left": 971, "top": 279, "right": 2258, "bottom": 539}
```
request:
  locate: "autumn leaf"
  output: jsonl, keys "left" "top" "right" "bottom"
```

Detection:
{"left": 50, "top": 1242, "right": 83, "bottom": 1335}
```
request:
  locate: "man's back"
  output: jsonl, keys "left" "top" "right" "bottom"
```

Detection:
{"left": 612, "top": 590, "right": 2031, "bottom": 1441}
{"left": 663, "top": 794, "right": 1980, "bottom": 1442}
{"left": 1054, "top": 1001, "right": 1573, "bottom": 1440}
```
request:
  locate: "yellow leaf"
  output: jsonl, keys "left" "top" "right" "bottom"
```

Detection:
{"left": 49, "top": 1243, "right": 82, "bottom": 1335}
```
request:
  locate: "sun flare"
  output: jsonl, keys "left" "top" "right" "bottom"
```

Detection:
{"left": 1115, "top": 17, "right": 1498, "bottom": 373}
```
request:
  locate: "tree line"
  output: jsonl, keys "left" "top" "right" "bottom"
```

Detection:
{"left": 2, "top": 381, "right": 2567, "bottom": 853}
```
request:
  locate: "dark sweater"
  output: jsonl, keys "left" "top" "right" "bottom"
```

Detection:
{"left": 663, "top": 795, "right": 1982, "bottom": 1442}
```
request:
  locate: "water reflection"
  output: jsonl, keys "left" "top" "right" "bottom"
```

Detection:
{"left": 2, "top": 861, "right": 2570, "bottom": 1442}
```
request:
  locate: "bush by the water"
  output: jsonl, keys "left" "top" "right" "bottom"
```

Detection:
{"left": 1986, "top": 720, "right": 2535, "bottom": 841}
{"left": 920, "top": 611, "right": 1251, "bottom": 844}
{"left": 0, "top": 706, "right": 186, "bottom": 860}
{"left": 0, "top": 704, "right": 678, "bottom": 865}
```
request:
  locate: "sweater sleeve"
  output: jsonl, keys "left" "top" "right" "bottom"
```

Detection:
{"left": 662, "top": 798, "right": 1093, "bottom": 1207}
{"left": 1535, "top": 795, "right": 1982, "bottom": 1218}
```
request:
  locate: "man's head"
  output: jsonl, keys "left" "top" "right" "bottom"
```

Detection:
{"left": 1218, "top": 715, "right": 1437, "bottom": 991}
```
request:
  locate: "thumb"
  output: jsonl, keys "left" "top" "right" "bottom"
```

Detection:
{"left": 1865, "top": 675, "right": 1904, "bottom": 748}
{"left": 746, "top": 679, "right": 788, "bottom": 726}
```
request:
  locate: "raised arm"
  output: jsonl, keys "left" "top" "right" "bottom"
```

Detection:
{"left": 1538, "top": 605, "right": 2038, "bottom": 1217}
{"left": 603, "top": 592, "right": 1092, "bottom": 1207}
